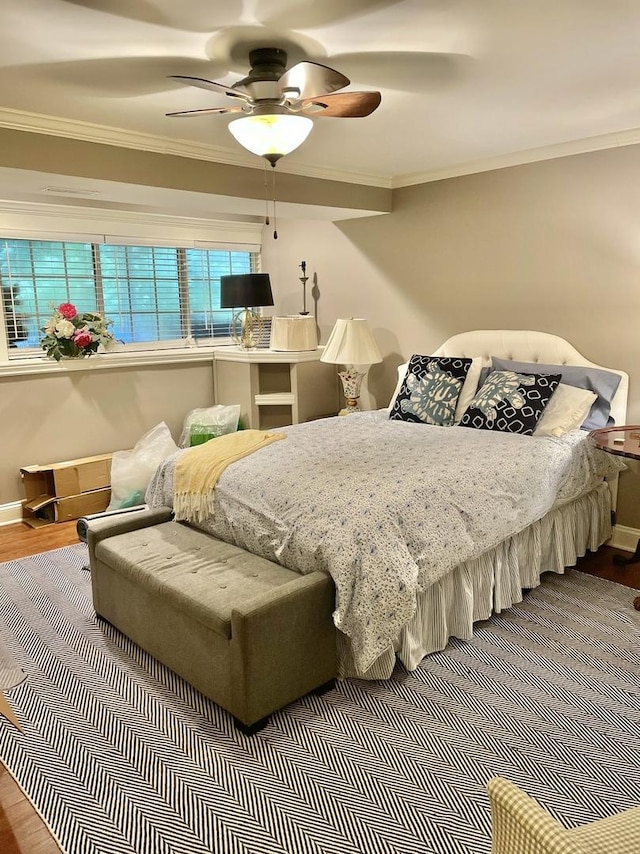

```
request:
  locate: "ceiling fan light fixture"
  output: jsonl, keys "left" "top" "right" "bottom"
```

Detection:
{"left": 228, "top": 112, "right": 313, "bottom": 164}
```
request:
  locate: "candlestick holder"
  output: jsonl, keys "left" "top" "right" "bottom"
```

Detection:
{"left": 299, "top": 260, "right": 309, "bottom": 315}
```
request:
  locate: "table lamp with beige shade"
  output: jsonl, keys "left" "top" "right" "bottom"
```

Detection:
{"left": 320, "top": 318, "right": 382, "bottom": 415}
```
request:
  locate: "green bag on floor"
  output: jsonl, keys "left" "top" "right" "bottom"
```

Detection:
{"left": 179, "top": 404, "right": 241, "bottom": 448}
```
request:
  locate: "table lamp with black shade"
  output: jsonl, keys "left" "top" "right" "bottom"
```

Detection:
{"left": 220, "top": 273, "right": 274, "bottom": 349}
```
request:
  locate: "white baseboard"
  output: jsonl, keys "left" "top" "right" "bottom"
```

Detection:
{"left": 609, "top": 524, "right": 638, "bottom": 554}
{"left": 0, "top": 501, "right": 23, "bottom": 527}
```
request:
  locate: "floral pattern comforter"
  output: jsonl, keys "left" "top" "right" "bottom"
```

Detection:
{"left": 146, "top": 412, "right": 623, "bottom": 672}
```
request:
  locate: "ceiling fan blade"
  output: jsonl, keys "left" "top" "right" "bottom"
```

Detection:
{"left": 166, "top": 106, "right": 244, "bottom": 117}
{"left": 168, "top": 75, "right": 250, "bottom": 102}
{"left": 303, "top": 91, "right": 381, "bottom": 118}
{"left": 278, "top": 61, "right": 350, "bottom": 100}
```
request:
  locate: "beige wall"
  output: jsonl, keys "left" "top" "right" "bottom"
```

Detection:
{"left": 0, "top": 362, "right": 214, "bottom": 507}
{"left": 263, "top": 143, "right": 640, "bottom": 526}
{"left": 3, "top": 139, "right": 640, "bottom": 526}
{"left": 0, "top": 128, "right": 391, "bottom": 216}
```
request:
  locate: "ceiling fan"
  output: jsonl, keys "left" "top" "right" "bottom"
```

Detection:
{"left": 166, "top": 47, "right": 382, "bottom": 165}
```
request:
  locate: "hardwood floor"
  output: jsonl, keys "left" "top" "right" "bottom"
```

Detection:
{"left": 0, "top": 520, "right": 80, "bottom": 562}
{"left": 0, "top": 521, "right": 638, "bottom": 854}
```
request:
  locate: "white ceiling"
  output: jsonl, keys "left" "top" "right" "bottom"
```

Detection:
{"left": 2, "top": 0, "right": 640, "bottom": 197}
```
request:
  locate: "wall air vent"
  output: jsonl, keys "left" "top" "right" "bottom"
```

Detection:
{"left": 41, "top": 186, "right": 101, "bottom": 197}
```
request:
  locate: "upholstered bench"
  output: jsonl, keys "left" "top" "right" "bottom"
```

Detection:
{"left": 85, "top": 507, "right": 336, "bottom": 733}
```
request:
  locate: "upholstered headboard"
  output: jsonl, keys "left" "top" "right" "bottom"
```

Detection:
{"left": 432, "top": 329, "right": 628, "bottom": 427}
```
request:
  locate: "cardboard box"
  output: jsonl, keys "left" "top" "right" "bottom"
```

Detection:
{"left": 20, "top": 453, "right": 112, "bottom": 527}
{"left": 20, "top": 453, "right": 112, "bottom": 501}
{"left": 22, "top": 487, "right": 111, "bottom": 528}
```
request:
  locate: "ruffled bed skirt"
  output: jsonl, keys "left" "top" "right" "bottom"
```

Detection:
{"left": 337, "top": 482, "right": 613, "bottom": 680}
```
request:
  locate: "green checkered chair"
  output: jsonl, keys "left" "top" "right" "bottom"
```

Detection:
{"left": 487, "top": 776, "right": 640, "bottom": 854}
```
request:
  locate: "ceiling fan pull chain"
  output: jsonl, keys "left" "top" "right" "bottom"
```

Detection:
{"left": 263, "top": 159, "right": 270, "bottom": 226}
{"left": 272, "top": 167, "right": 278, "bottom": 240}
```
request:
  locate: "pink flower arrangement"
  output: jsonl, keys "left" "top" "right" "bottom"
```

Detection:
{"left": 41, "top": 302, "right": 115, "bottom": 361}
{"left": 73, "top": 330, "right": 93, "bottom": 348}
{"left": 58, "top": 302, "right": 78, "bottom": 320}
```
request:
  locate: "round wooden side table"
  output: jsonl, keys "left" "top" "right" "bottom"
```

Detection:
{"left": 589, "top": 425, "right": 640, "bottom": 610}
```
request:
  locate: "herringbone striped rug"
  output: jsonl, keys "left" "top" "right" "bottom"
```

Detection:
{"left": 0, "top": 545, "right": 638, "bottom": 854}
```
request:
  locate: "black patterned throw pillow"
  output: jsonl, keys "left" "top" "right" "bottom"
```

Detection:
{"left": 459, "top": 370, "right": 561, "bottom": 435}
{"left": 389, "top": 355, "right": 472, "bottom": 426}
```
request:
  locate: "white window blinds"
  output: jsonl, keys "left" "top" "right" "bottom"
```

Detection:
{"left": 1, "top": 238, "right": 260, "bottom": 356}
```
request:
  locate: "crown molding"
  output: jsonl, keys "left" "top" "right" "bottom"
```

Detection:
{"left": 393, "top": 126, "right": 640, "bottom": 188}
{"left": 0, "top": 108, "right": 390, "bottom": 189}
{"left": 5, "top": 107, "right": 637, "bottom": 194}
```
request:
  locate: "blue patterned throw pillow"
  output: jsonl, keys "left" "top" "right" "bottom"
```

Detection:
{"left": 389, "top": 355, "right": 472, "bottom": 426}
{"left": 459, "top": 370, "right": 561, "bottom": 435}
{"left": 487, "top": 357, "right": 621, "bottom": 430}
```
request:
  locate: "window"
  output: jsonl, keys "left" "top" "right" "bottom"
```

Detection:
{"left": 0, "top": 237, "right": 259, "bottom": 356}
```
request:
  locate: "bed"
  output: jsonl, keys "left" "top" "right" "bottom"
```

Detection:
{"left": 147, "top": 330, "right": 629, "bottom": 680}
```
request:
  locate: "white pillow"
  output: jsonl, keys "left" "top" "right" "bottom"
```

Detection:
{"left": 387, "top": 362, "right": 409, "bottom": 411}
{"left": 454, "top": 357, "right": 483, "bottom": 422}
{"left": 387, "top": 356, "right": 483, "bottom": 423}
{"left": 533, "top": 383, "right": 597, "bottom": 437}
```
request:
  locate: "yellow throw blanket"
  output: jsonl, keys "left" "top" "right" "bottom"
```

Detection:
{"left": 173, "top": 429, "right": 285, "bottom": 523}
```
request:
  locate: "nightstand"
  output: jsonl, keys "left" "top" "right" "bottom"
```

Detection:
{"left": 589, "top": 424, "right": 640, "bottom": 611}
{"left": 213, "top": 347, "right": 339, "bottom": 430}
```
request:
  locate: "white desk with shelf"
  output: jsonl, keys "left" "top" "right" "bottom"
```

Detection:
{"left": 213, "top": 347, "right": 339, "bottom": 429}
